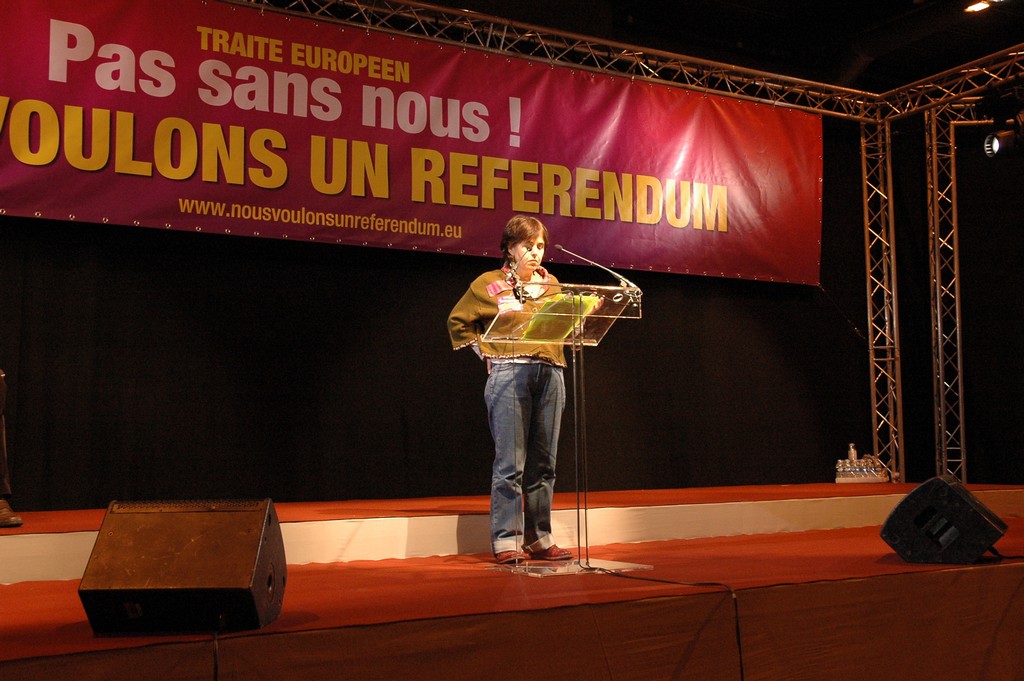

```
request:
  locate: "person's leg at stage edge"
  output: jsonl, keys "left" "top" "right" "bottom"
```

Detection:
{"left": 487, "top": 362, "right": 530, "bottom": 564}
{"left": 520, "top": 363, "right": 571, "bottom": 561}
{"left": 0, "top": 369, "right": 24, "bottom": 528}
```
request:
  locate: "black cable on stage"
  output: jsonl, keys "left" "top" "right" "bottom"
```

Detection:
{"left": 588, "top": 567, "right": 746, "bottom": 681}
{"left": 212, "top": 631, "right": 220, "bottom": 681}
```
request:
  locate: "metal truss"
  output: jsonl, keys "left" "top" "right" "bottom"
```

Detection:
{"left": 881, "top": 46, "right": 1024, "bottom": 121}
{"left": 860, "top": 120, "right": 904, "bottom": 481}
{"left": 228, "top": 0, "right": 1024, "bottom": 483}
{"left": 923, "top": 107, "right": 988, "bottom": 481}
{"left": 231, "top": 0, "right": 883, "bottom": 120}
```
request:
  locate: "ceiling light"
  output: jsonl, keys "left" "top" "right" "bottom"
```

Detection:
{"left": 965, "top": 0, "right": 1004, "bottom": 11}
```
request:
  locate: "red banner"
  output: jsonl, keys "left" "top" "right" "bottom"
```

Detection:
{"left": 0, "top": 0, "right": 822, "bottom": 284}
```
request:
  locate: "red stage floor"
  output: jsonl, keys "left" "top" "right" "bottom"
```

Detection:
{"left": 2, "top": 485, "right": 1023, "bottom": 681}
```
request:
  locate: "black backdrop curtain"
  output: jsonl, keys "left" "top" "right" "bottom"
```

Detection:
{"left": 1, "top": 117, "right": 1021, "bottom": 511}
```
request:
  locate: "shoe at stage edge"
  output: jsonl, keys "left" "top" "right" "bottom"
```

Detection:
{"left": 0, "top": 499, "right": 23, "bottom": 528}
{"left": 495, "top": 550, "right": 529, "bottom": 564}
{"left": 528, "top": 545, "right": 573, "bottom": 561}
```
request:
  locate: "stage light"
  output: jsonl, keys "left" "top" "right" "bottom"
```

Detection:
{"left": 965, "top": 0, "right": 1004, "bottom": 12}
{"left": 983, "top": 109, "right": 1024, "bottom": 159}
{"left": 984, "top": 129, "right": 1017, "bottom": 157}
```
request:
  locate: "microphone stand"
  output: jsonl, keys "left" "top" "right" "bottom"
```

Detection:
{"left": 553, "top": 244, "right": 641, "bottom": 291}
{"left": 550, "top": 245, "right": 646, "bottom": 574}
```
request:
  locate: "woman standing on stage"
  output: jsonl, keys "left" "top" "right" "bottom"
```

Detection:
{"left": 447, "top": 215, "right": 574, "bottom": 565}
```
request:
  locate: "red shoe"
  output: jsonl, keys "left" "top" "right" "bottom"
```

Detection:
{"left": 495, "top": 550, "right": 529, "bottom": 564}
{"left": 528, "top": 545, "right": 573, "bottom": 561}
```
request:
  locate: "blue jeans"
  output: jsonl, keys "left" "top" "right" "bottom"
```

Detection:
{"left": 485, "top": 361, "right": 566, "bottom": 554}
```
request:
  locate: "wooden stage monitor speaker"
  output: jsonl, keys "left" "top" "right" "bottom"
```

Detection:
{"left": 880, "top": 475, "right": 1007, "bottom": 564}
{"left": 79, "top": 499, "right": 287, "bottom": 634}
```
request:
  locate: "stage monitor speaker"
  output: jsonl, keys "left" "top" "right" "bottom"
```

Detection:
{"left": 79, "top": 498, "right": 287, "bottom": 634}
{"left": 880, "top": 475, "right": 1007, "bottom": 564}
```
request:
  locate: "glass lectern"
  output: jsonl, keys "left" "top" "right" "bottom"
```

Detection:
{"left": 483, "top": 282, "right": 648, "bottom": 576}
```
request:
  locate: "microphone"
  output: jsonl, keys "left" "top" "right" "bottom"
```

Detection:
{"left": 553, "top": 244, "right": 640, "bottom": 290}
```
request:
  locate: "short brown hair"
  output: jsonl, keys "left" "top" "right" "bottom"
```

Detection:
{"left": 500, "top": 215, "right": 549, "bottom": 264}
